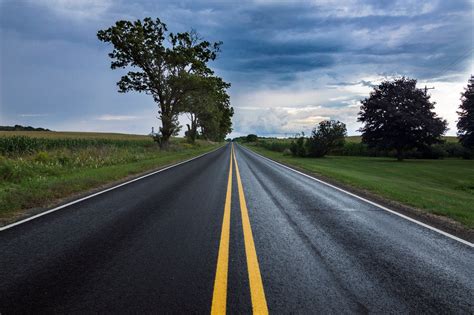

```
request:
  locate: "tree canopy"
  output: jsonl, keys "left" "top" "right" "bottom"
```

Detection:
{"left": 358, "top": 77, "right": 447, "bottom": 160}
{"left": 182, "top": 75, "right": 233, "bottom": 142}
{"left": 306, "top": 120, "right": 347, "bottom": 157}
{"left": 97, "top": 18, "right": 232, "bottom": 147}
{"left": 289, "top": 120, "right": 346, "bottom": 157}
{"left": 246, "top": 134, "right": 258, "bottom": 142}
{"left": 457, "top": 75, "right": 474, "bottom": 149}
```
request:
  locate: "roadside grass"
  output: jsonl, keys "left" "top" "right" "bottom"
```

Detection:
{"left": 245, "top": 145, "right": 474, "bottom": 228}
{"left": 0, "top": 132, "right": 220, "bottom": 223}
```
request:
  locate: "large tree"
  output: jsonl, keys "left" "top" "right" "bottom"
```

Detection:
{"left": 198, "top": 78, "right": 233, "bottom": 142}
{"left": 97, "top": 18, "right": 221, "bottom": 148}
{"left": 182, "top": 75, "right": 233, "bottom": 143}
{"left": 457, "top": 75, "right": 474, "bottom": 149}
{"left": 358, "top": 77, "right": 447, "bottom": 160}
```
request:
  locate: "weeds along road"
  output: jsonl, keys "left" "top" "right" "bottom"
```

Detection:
{"left": 0, "top": 143, "right": 473, "bottom": 313}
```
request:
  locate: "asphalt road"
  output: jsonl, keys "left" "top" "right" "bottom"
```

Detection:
{"left": 0, "top": 143, "right": 473, "bottom": 313}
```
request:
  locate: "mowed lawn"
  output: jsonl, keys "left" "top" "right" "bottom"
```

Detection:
{"left": 0, "top": 131, "right": 221, "bottom": 223}
{"left": 246, "top": 145, "right": 474, "bottom": 228}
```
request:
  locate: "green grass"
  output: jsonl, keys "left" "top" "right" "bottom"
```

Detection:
{"left": 0, "top": 131, "right": 221, "bottom": 222}
{"left": 245, "top": 145, "right": 474, "bottom": 228}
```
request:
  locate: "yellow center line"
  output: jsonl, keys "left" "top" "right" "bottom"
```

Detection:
{"left": 233, "top": 146, "right": 269, "bottom": 315}
{"left": 211, "top": 144, "right": 233, "bottom": 315}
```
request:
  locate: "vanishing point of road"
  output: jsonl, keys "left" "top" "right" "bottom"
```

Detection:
{"left": 1, "top": 143, "right": 473, "bottom": 313}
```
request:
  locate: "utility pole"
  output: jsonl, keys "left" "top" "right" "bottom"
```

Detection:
{"left": 424, "top": 85, "right": 435, "bottom": 96}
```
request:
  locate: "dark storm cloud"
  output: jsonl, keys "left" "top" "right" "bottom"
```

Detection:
{"left": 0, "top": 0, "right": 471, "bottom": 135}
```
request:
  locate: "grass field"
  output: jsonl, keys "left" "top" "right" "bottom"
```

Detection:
{"left": 245, "top": 145, "right": 474, "bottom": 228}
{"left": 0, "top": 131, "right": 221, "bottom": 223}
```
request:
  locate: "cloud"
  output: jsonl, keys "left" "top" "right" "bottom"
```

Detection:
{"left": 29, "top": 0, "right": 112, "bottom": 20}
{"left": 95, "top": 115, "right": 140, "bottom": 121}
{"left": 232, "top": 104, "right": 360, "bottom": 136}
{"left": 0, "top": 0, "right": 472, "bottom": 137}
{"left": 19, "top": 114, "right": 50, "bottom": 117}
{"left": 308, "top": 0, "right": 438, "bottom": 18}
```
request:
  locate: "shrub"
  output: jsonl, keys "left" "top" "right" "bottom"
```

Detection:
{"left": 290, "top": 137, "right": 307, "bottom": 157}
{"left": 331, "top": 142, "right": 370, "bottom": 156}
{"left": 419, "top": 145, "right": 446, "bottom": 159}
{"left": 462, "top": 148, "right": 474, "bottom": 159}
{"left": 246, "top": 134, "right": 258, "bottom": 142}
{"left": 442, "top": 142, "right": 468, "bottom": 158}
{"left": 306, "top": 120, "right": 347, "bottom": 157}
{"left": 35, "top": 151, "right": 50, "bottom": 163}
{"left": 259, "top": 140, "right": 290, "bottom": 153}
{"left": 282, "top": 148, "right": 292, "bottom": 156}
{"left": 0, "top": 157, "right": 15, "bottom": 181}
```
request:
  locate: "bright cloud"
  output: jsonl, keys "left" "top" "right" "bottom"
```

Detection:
{"left": 30, "top": 0, "right": 112, "bottom": 19}
{"left": 96, "top": 115, "right": 140, "bottom": 121}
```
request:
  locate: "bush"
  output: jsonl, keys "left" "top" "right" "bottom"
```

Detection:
{"left": 259, "top": 140, "right": 290, "bottom": 153}
{"left": 419, "top": 145, "right": 446, "bottom": 159}
{"left": 331, "top": 142, "right": 370, "bottom": 156}
{"left": 251, "top": 133, "right": 469, "bottom": 160}
{"left": 35, "top": 151, "right": 51, "bottom": 163}
{"left": 290, "top": 137, "right": 307, "bottom": 157}
{"left": 462, "top": 148, "right": 474, "bottom": 159}
{"left": 442, "top": 142, "right": 468, "bottom": 158}
{"left": 0, "top": 157, "right": 15, "bottom": 181}
{"left": 246, "top": 134, "right": 258, "bottom": 142}
{"left": 306, "top": 120, "right": 347, "bottom": 157}
{"left": 283, "top": 148, "right": 292, "bottom": 156}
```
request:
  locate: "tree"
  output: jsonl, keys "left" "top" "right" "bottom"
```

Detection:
{"left": 97, "top": 18, "right": 221, "bottom": 148}
{"left": 306, "top": 120, "right": 346, "bottom": 157}
{"left": 183, "top": 75, "right": 233, "bottom": 143}
{"left": 457, "top": 75, "right": 474, "bottom": 149}
{"left": 358, "top": 77, "right": 447, "bottom": 161}
{"left": 246, "top": 134, "right": 258, "bottom": 142}
{"left": 182, "top": 75, "right": 212, "bottom": 143}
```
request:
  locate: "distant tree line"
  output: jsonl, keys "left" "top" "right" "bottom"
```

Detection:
{"left": 238, "top": 75, "right": 474, "bottom": 160}
{"left": 0, "top": 125, "right": 51, "bottom": 132}
{"left": 98, "top": 18, "right": 233, "bottom": 148}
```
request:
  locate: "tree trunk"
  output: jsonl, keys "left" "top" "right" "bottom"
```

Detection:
{"left": 396, "top": 148, "right": 404, "bottom": 161}
{"left": 186, "top": 124, "right": 196, "bottom": 143}
{"left": 185, "top": 114, "right": 197, "bottom": 144}
{"left": 159, "top": 116, "right": 174, "bottom": 149}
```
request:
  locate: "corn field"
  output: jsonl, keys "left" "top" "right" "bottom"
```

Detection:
{"left": 0, "top": 135, "right": 154, "bottom": 155}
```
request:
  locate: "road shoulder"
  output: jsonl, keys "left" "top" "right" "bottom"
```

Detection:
{"left": 0, "top": 145, "right": 225, "bottom": 229}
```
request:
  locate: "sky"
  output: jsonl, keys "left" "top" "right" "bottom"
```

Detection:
{"left": 0, "top": 0, "right": 473, "bottom": 137}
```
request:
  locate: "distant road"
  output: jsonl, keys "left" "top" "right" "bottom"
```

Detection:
{"left": 1, "top": 143, "right": 473, "bottom": 313}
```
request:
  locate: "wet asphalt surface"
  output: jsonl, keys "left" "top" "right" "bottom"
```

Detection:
{"left": 0, "top": 143, "right": 473, "bottom": 313}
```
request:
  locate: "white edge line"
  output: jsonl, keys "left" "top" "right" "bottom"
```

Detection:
{"left": 237, "top": 144, "right": 474, "bottom": 248}
{"left": 0, "top": 144, "right": 227, "bottom": 232}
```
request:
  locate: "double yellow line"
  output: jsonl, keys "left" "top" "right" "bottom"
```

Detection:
{"left": 211, "top": 144, "right": 268, "bottom": 315}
